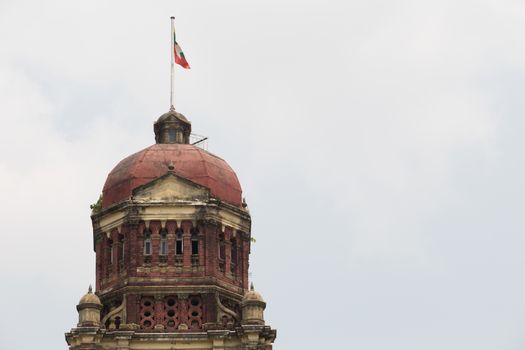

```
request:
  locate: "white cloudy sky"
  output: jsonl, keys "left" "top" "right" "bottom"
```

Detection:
{"left": 1, "top": 0, "right": 525, "bottom": 349}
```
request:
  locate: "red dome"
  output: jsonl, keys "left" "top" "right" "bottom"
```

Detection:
{"left": 102, "top": 144, "right": 242, "bottom": 208}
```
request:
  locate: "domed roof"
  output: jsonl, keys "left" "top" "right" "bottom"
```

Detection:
{"left": 102, "top": 144, "right": 242, "bottom": 208}
{"left": 157, "top": 110, "right": 190, "bottom": 123}
{"left": 243, "top": 283, "right": 265, "bottom": 303}
{"left": 79, "top": 287, "right": 102, "bottom": 305}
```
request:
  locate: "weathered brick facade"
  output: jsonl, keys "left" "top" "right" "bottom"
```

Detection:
{"left": 65, "top": 110, "right": 276, "bottom": 349}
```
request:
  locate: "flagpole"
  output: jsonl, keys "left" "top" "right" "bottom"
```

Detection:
{"left": 170, "top": 16, "right": 175, "bottom": 111}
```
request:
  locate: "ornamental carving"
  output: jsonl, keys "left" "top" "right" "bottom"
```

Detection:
{"left": 139, "top": 295, "right": 204, "bottom": 331}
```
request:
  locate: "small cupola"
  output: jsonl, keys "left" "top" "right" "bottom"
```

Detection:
{"left": 76, "top": 285, "right": 102, "bottom": 327}
{"left": 153, "top": 108, "right": 192, "bottom": 144}
{"left": 241, "top": 283, "right": 266, "bottom": 325}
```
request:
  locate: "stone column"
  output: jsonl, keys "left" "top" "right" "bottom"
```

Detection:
{"left": 111, "top": 229, "right": 119, "bottom": 275}
{"left": 231, "top": 235, "right": 240, "bottom": 278}
{"left": 138, "top": 221, "right": 148, "bottom": 266}
{"left": 205, "top": 223, "right": 219, "bottom": 276}
{"left": 126, "top": 223, "right": 138, "bottom": 275}
{"left": 242, "top": 236, "right": 250, "bottom": 289}
{"left": 198, "top": 230, "right": 205, "bottom": 269}
{"left": 124, "top": 294, "right": 139, "bottom": 326}
{"left": 101, "top": 235, "right": 109, "bottom": 281}
{"left": 167, "top": 220, "right": 176, "bottom": 265}
{"left": 95, "top": 235, "right": 103, "bottom": 290}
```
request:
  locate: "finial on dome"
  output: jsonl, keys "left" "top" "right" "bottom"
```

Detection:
{"left": 88, "top": 284, "right": 92, "bottom": 293}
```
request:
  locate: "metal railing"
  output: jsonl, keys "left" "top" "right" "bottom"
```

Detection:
{"left": 190, "top": 133, "right": 208, "bottom": 150}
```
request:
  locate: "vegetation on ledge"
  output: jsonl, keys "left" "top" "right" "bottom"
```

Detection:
{"left": 90, "top": 195, "right": 103, "bottom": 214}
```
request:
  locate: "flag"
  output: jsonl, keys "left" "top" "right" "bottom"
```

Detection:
{"left": 173, "top": 33, "right": 190, "bottom": 69}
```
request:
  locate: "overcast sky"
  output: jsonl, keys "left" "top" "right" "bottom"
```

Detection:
{"left": 1, "top": 0, "right": 525, "bottom": 349}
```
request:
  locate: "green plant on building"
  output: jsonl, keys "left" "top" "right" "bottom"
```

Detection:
{"left": 90, "top": 195, "right": 103, "bottom": 214}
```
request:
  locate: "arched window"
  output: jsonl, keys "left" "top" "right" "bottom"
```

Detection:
{"left": 191, "top": 229, "right": 199, "bottom": 255}
{"left": 159, "top": 229, "right": 168, "bottom": 256}
{"left": 114, "top": 316, "right": 121, "bottom": 330}
{"left": 168, "top": 128, "right": 177, "bottom": 143}
{"left": 108, "top": 239, "right": 114, "bottom": 265}
{"left": 230, "top": 237, "right": 237, "bottom": 274}
{"left": 218, "top": 233, "right": 225, "bottom": 272}
{"left": 143, "top": 229, "right": 152, "bottom": 256}
{"left": 175, "top": 229, "right": 183, "bottom": 255}
{"left": 118, "top": 234, "right": 125, "bottom": 263}
{"left": 218, "top": 233, "right": 225, "bottom": 260}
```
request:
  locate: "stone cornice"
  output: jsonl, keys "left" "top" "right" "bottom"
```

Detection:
{"left": 92, "top": 199, "right": 251, "bottom": 238}
{"left": 99, "top": 283, "right": 245, "bottom": 301}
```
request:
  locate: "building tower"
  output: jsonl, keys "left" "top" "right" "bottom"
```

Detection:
{"left": 65, "top": 110, "right": 276, "bottom": 349}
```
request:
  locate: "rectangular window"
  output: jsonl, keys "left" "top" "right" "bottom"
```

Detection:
{"left": 230, "top": 241, "right": 237, "bottom": 274}
{"left": 219, "top": 244, "right": 225, "bottom": 260}
{"left": 231, "top": 246, "right": 237, "bottom": 265}
{"left": 160, "top": 240, "right": 168, "bottom": 255}
{"left": 119, "top": 235, "right": 125, "bottom": 262}
{"left": 191, "top": 240, "right": 199, "bottom": 255}
{"left": 169, "top": 129, "right": 177, "bottom": 143}
{"left": 176, "top": 240, "right": 183, "bottom": 255}
{"left": 144, "top": 241, "right": 152, "bottom": 255}
{"left": 120, "top": 242, "right": 125, "bottom": 262}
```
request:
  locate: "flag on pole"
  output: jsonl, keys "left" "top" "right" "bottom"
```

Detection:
{"left": 173, "top": 32, "right": 190, "bottom": 69}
